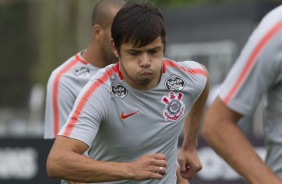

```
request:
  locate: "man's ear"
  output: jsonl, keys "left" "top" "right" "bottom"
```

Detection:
{"left": 111, "top": 39, "right": 119, "bottom": 58}
{"left": 92, "top": 24, "right": 102, "bottom": 40}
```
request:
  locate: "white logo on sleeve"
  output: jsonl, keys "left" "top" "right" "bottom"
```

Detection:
{"left": 73, "top": 66, "right": 90, "bottom": 77}
{"left": 165, "top": 74, "right": 185, "bottom": 91}
{"left": 161, "top": 92, "right": 185, "bottom": 121}
{"left": 111, "top": 82, "right": 128, "bottom": 99}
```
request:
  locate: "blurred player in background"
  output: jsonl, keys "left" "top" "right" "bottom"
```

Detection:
{"left": 44, "top": 0, "right": 125, "bottom": 139}
{"left": 44, "top": 0, "right": 126, "bottom": 184}
{"left": 203, "top": 5, "right": 282, "bottom": 184}
{"left": 46, "top": 2, "right": 208, "bottom": 183}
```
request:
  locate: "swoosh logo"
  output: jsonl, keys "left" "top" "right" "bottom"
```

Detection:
{"left": 120, "top": 110, "right": 139, "bottom": 119}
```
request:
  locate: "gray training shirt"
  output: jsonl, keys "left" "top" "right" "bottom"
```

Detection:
{"left": 59, "top": 59, "right": 207, "bottom": 183}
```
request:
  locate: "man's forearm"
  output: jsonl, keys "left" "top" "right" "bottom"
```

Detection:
{"left": 47, "top": 151, "right": 131, "bottom": 182}
{"left": 205, "top": 120, "right": 282, "bottom": 184}
{"left": 182, "top": 80, "right": 209, "bottom": 149}
{"left": 47, "top": 136, "right": 167, "bottom": 182}
{"left": 203, "top": 98, "right": 282, "bottom": 184}
{"left": 181, "top": 118, "right": 200, "bottom": 150}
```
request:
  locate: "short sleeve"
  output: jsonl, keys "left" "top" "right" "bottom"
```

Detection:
{"left": 58, "top": 76, "right": 109, "bottom": 147}
{"left": 219, "top": 19, "right": 282, "bottom": 116}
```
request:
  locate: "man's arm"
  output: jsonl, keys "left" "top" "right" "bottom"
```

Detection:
{"left": 47, "top": 136, "right": 167, "bottom": 182}
{"left": 202, "top": 97, "right": 282, "bottom": 184}
{"left": 178, "top": 74, "right": 209, "bottom": 180}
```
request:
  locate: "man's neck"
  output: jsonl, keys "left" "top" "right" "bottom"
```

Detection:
{"left": 82, "top": 45, "right": 106, "bottom": 68}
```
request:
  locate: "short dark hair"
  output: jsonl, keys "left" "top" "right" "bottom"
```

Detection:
{"left": 111, "top": 2, "right": 166, "bottom": 52}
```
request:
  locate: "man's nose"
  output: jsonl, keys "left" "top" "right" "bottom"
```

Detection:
{"left": 139, "top": 53, "right": 150, "bottom": 68}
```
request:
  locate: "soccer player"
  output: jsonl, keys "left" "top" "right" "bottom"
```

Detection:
{"left": 202, "top": 5, "right": 282, "bottom": 184}
{"left": 44, "top": 1, "right": 125, "bottom": 184}
{"left": 44, "top": 0, "right": 125, "bottom": 139}
{"left": 46, "top": 2, "right": 208, "bottom": 183}
{"left": 44, "top": 0, "right": 188, "bottom": 183}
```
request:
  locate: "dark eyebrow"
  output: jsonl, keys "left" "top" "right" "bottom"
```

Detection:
{"left": 149, "top": 46, "right": 162, "bottom": 51}
{"left": 126, "top": 49, "right": 140, "bottom": 52}
{"left": 125, "top": 45, "right": 163, "bottom": 53}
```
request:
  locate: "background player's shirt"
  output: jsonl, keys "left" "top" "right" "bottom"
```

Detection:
{"left": 59, "top": 59, "right": 207, "bottom": 184}
{"left": 219, "top": 5, "right": 282, "bottom": 177}
{"left": 44, "top": 52, "right": 100, "bottom": 139}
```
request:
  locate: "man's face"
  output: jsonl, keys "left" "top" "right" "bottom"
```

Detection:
{"left": 118, "top": 36, "right": 164, "bottom": 90}
{"left": 101, "top": 26, "right": 117, "bottom": 63}
{"left": 101, "top": 8, "right": 120, "bottom": 64}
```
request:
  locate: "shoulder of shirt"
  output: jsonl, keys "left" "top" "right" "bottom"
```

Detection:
{"left": 264, "top": 5, "right": 282, "bottom": 21}
{"left": 88, "top": 63, "right": 117, "bottom": 82}
{"left": 50, "top": 55, "right": 76, "bottom": 73}
{"left": 164, "top": 58, "right": 206, "bottom": 72}
{"left": 256, "top": 5, "right": 282, "bottom": 31}
{"left": 164, "top": 57, "right": 201, "bottom": 66}
{"left": 48, "top": 53, "right": 89, "bottom": 80}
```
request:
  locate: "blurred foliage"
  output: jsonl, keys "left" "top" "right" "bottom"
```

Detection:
{"left": 0, "top": 1, "right": 34, "bottom": 108}
{"left": 150, "top": 0, "right": 282, "bottom": 8}
{"left": 32, "top": 0, "right": 94, "bottom": 86}
{"left": 151, "top": 0, "right": 256, "bottom": 7}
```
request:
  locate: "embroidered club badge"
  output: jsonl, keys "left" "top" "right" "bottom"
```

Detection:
{"left": 111, "top": 82, "right": 127, "bottom": 99}
{"left": 165, "top": 74, "right": 185, "bottom": 91}
{"left": 161, "top": 92, "right": 185, "bottom": 121}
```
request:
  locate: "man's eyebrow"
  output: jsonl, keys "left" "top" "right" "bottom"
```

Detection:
{"left": 126, "top": 45, "right": 162, "bottom": 51}
{"left": 149, "top": 46, "right": 162, "bottom": 50}
{"left": 126, "top": 48, "right": 139, "bottom": 51}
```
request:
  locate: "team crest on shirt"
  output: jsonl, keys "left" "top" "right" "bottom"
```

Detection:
{"left": 73, "top": 66, "right": 90, "bottom": 77}
{"left": 161, "top": 92, "right": 185, "bottom": 122}
{"left": 111, "top": 82, "right": 127, "bottom": 99}
{"left": 165, "top": 74, "right": 185, "bottom": 91}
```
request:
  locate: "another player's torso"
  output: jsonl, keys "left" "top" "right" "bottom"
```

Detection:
{"left": 218, "top": 5, "right": 282, "bottom": 176}
{"left": 219, "top": 5, "right": 282, "bottom": 143}
{"left": 261, "top": 33, "right": 282, "bottom": 179}
{"left": 44, "top": 52, "right": 100, "bottom": 139}
{"left": 263, "top": 43, "right": 282, "bottom": 177}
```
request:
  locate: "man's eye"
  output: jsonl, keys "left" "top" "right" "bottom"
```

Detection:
{"left": 129, "top": 52, "right": 139, "bottom": 56}
{"left": 149, "top": 50, "right": 158, "bottom": 54}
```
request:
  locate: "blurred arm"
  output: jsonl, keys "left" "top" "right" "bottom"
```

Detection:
{"left": 202, "top": 97, "right": 282, "bottom": 184}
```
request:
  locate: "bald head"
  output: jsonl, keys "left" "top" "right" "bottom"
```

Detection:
{"left": 91, "top": 0, "right": 126, "bottom": 29}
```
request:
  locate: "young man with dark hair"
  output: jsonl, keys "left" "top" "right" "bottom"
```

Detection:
{"left": 47, "top": 2, "right": 208, "bottom": 183}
